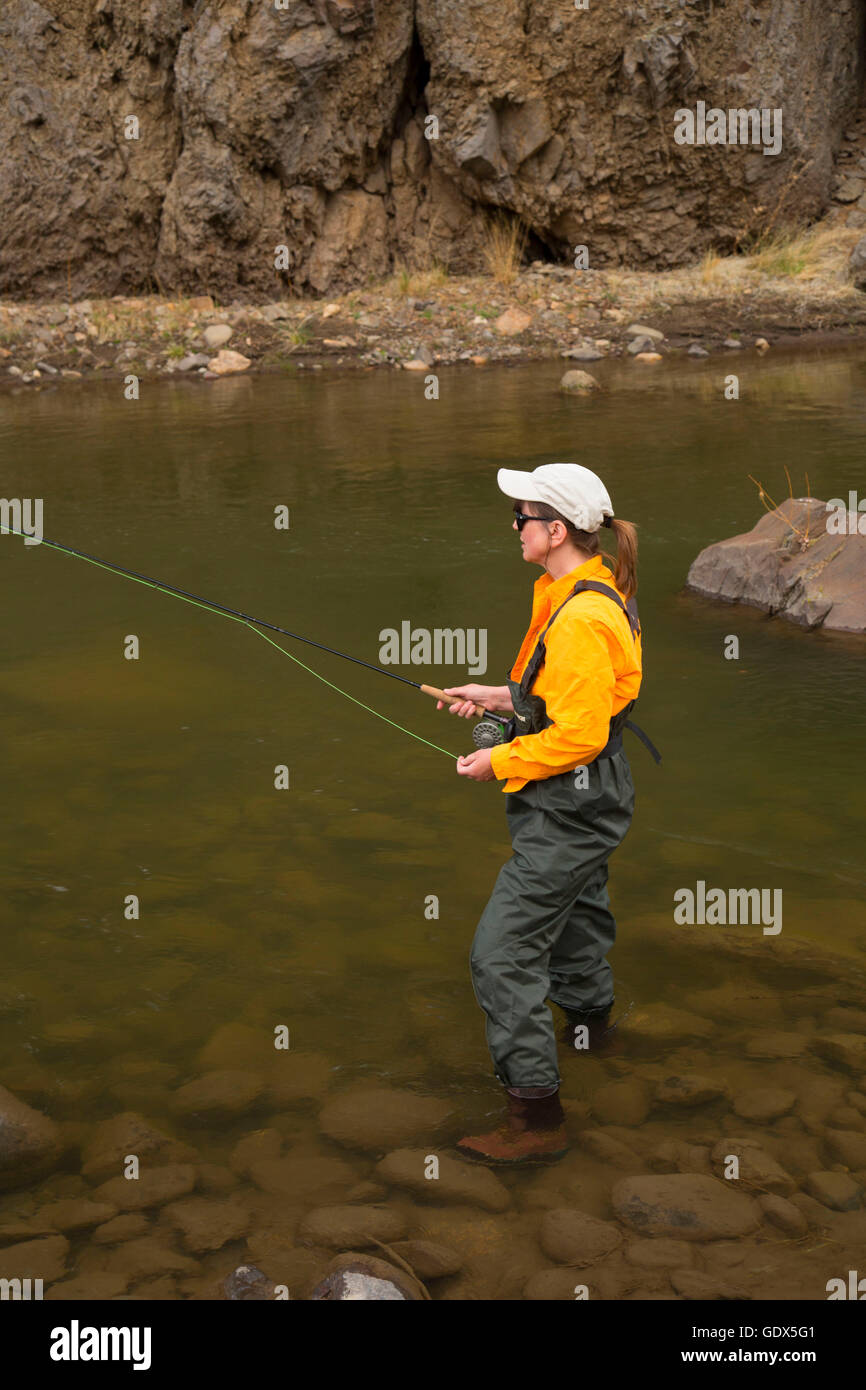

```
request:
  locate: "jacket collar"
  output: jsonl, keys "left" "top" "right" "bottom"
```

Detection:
{"left": 533, "top": 554, "right": 606, "bottom": 612}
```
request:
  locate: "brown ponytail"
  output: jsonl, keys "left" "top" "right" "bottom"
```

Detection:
{"left": 607, "top": 517, "right": 638, "bottom": 600}
{"left": 520, "top": 501, "right": 639, "bottom": 599}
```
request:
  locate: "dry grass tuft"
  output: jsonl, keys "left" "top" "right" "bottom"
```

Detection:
{"left": 388, "top": 261, "right": 450, "bottom": 297}
{"left": 482, "top": 214, "right": 529, "bottom": 285}
{"left": 742, "top": 224, "right": 862, "bottom": 281}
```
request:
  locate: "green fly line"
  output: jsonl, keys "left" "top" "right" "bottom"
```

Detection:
{"left": 5, "top": 527, "right": 461, "bottom": 760}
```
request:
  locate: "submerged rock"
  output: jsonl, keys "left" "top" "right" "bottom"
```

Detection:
{"left": 732, "top": 1088, "right": 796, "bottom": 1122}
{"left": 0, "top": 1084, "right": 61, "bottom": 1191}
{"left": 81, "top": 1112, "right": 196, "bottom": 1182}
{"left": 375, "top": 1148, "right": 510, "bottom": 1212}
{"left": 709, "top": 1139, "right": 796, "bottom": 1196}
{"left": 297, "top": 1204, "right": 407, "bottom": 1250}
{"left": 170, "top": 1070, "right": 263, "bottom": 1120}
{"left": 539, "top": 1208, "right": 622, "bottom": 1266}
{"left": 654, "top": 1074, "right": 729, "bottom": 1108}
{"left": 310, "top": 1252, "right": 425, "bottom": 1300}
{"left": 247, "top": 1151, "right": 357, "bottom": 1201}
{"left": 612, "top": 1174, "right": 761, "bottom": 1240}
{"left": 591, "top": 1080, "right": 651, "bottom": 1126}
{"left": 814, "top": 1033, "right": 866, "bottom": 1073}
{"left": 622, "top": 1005, "right": 715, "bottom": 1048}
{"left": 744, "top": 1033, "right": 808, "bottom": 1060}
{"left": 804, "top": 1171, "right": 863, "bottom": 1211}
{"left": 38, "top": 1198, "right": 117, "bottom": 1233}
{"left": 523, "top": 1268, "right": 593, "bottom": 1301}
{"left": 390, "top": 1239, "right": 463, "bottom": 1279}
{"left": 91, "top": 1214, "right": 150, "bottom": 1246}
{"left": 669, "top": 1268, "right": 749, "bottom": 1300}
{"left": 824, "top": 1128, "right": 866, "bottom": 1169}
{"left": 758, "top": 1194, "right": 809, "bottom": 1236}
{"left": 686, "top": 496, "right": 866, "bottom": 633}
{"left": 579, "top": 1129, "right": 643, "bottom": 1169}
{"left": 0, "top": 1234, "right": 69, "bottom": 1282}
{"left": 229, "top": 1129, "right": 282, "bottom": 1177}
{"left": 93, "top": 1163, "right": 197, "bottom": 1211}
{"left": 163, "top": 1196, "right": 250, "bottom": 1253}
{"left": 84, "top": 1235, "right": 197, "bottom": 1281}
{"left": 625, "top": 1238, "right": 695, "bottom": 1269}
{"left": 318, "top": 1085, "right": 453, "bottom": 1152}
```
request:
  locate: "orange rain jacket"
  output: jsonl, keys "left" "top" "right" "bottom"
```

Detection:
{"left": 488, "top": 554, "right": 643, "bottom": 793}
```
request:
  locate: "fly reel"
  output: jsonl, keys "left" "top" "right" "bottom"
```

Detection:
{"left": 472, "top": 718, "right": 507, "bottom": 749}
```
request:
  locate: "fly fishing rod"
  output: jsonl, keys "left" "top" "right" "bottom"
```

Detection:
{"left": 4, "top": 527, "right": 510, "bottom": 754}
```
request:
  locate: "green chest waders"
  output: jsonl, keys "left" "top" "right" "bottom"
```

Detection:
{"left": 469, "top": 580, "right": 660, "bottom": 1089}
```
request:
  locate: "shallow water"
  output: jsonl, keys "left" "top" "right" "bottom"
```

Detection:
{"left": 1, "top": 350, "right": 865, "bottom": 1299}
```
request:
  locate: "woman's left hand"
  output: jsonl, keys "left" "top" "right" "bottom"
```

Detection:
{"left": 456, "top": 749, "right": 496, "bottom": 781}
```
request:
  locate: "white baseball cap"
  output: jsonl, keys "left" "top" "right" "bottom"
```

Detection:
{"left": 497, "top": 463, "right": 614, "bottom": 532}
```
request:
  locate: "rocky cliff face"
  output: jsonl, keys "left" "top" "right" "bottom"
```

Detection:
{"left": 2, "top": 0, "right": 864, "bottom": 299}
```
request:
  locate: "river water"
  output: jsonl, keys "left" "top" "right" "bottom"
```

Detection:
{"left": 1, "top": 350, "right": 865, "bottom": 1300}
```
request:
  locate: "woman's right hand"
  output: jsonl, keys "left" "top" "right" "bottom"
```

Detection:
{"left": 437, "top": 685, "right": 512, "bottom": 718}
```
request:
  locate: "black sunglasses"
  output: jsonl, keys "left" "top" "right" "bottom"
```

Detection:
{"left": 513, "top": 510, "right": 550, "bottom": 533}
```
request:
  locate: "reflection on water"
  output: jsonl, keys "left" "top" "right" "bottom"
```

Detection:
{"left": 0, "top": 351, "right": 865, "bottom": 1299}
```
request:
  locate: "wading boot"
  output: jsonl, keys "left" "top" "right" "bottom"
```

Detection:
{"left": 560, "top": 1004, "right": 620, "bottom": 1055}
{"left": 456, "top": 1086, "right": 568, "bottom": 1166}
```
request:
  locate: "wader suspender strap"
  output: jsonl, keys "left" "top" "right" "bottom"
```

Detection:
{"left": 523, "top": 579, "right": 662, "bottom": 764}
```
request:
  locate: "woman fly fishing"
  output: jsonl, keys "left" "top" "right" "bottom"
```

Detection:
{"left": 437, "top": 463, "right": 657, "bottom": 1165}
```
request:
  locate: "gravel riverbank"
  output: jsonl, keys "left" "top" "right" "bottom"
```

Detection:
{"left": 5, "top": 227, "right": 866, "bottom": 389}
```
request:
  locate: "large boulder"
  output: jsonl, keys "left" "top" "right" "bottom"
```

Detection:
{"left": 686, "top": 497, "right": 866, "bottom": 633}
